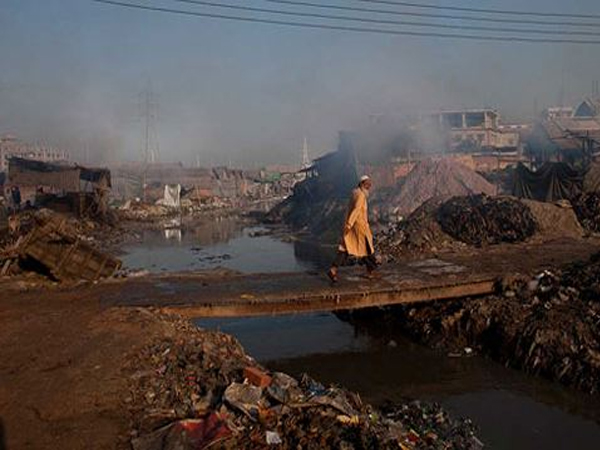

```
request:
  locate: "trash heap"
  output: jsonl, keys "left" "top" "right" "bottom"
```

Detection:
{"left": 388, "top": 253, "right": 600, "bottom": 394}
{"left": 127, "top": 313, "right": 482, "bottom": 450}
{"left": 377, "top": 199, "right": 464, "bottom": 259}
{"left": 378, "top": 195, "right": 547, "bottom": 259}
{"left": 118, "top": 200, "right": 179, "bottom": 222}
{"left": 436, "top": 195, "right": 538, "bottom": 246}
{"left": 571, "top": 192, "right": 600, "bottom": 232}
{"left": 381, "top": 158, "right": 496, "bottom": 217}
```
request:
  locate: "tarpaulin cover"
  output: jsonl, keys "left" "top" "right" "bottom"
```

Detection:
{"left": 513, "top": 162, "right": 583, "bottom": 202}
{"left": 158, "top": 184, "right": 181, "bottom": 208}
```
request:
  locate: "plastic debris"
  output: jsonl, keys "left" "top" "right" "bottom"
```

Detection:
{"left": 265, "top": 430, "right": 282, "bottom": 445}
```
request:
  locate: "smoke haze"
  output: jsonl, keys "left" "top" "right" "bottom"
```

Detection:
{"left": 1, "top": 0, "right": 600, "bottom": 166}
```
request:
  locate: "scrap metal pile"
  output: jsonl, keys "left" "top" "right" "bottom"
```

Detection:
{"left": 436, "top": 195, "right": 538, "bottom": 246}
{"left": 127, "top": 313, "right": 482, "bottom": 450}
{"left": 386, "top": 253, "right": 600, "bottom": 394}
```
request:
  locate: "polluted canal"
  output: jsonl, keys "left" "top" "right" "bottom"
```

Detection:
{"left": 122, "top": 219, "right": 600, "bottom": 450}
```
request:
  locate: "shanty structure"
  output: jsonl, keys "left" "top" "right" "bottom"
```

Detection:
{"left": 537, "top": 98, "right": 600, "bottom": 162}
{"left": 8, "top": 157, "right": 111, "bottom": 217}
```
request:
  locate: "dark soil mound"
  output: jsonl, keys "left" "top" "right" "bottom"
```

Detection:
{"left": 437, "top": 195, "right": 537, "bottom": 246}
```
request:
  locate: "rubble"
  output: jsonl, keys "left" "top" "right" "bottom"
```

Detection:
{"left": 436, "top": 195, "right": 537, "bottom": 246}
{"left": 126, "top": 311, "right": 482, "bottom": 450}
{"left": 366, "top": 252, "right": 600, "bottom": 394}
{"left": 0, "top": 209, "right": 121, "bottom": 282}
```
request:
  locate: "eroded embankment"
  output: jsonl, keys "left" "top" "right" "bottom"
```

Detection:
{"left": 125, "top": 311, "right": 483, "bottom": 450}
{"left": 349, "top": 253, "right": 600, "bottom": 394}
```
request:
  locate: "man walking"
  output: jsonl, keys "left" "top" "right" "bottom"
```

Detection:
{"left": 327, "top": 175, "right": 378, "bottom": 282}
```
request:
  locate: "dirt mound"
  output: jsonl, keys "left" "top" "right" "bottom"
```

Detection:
{"left": 522, "top": 199, "right": 584, "bottom": 239}
{"left": 571, "top": 192, "right": 600, "bottom": 232}
{"left": 389, "top": 158, "right": 496, "bottom": 216}
{"left": 437, "top": 195, "right": 537, "bottom": 246}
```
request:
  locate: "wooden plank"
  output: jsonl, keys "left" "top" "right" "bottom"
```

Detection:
{"left": 168, "top": 279, "right": 496, "bottom": 318}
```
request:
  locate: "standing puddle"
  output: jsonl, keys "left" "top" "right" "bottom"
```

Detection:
{"left": 123, "top": 219, "right": 600, "bottom": 449}
{"left": 196, "top": 313, "right": 600, "bottom": 450}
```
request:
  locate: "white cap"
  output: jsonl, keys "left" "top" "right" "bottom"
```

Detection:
{"left": 360, "top": 175, "right": 371, "bottom": 183}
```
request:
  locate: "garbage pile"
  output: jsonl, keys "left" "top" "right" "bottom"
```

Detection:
{"left": 571, "top": 192, "right": 600, "bottom": 232}
{"left": 386, "top": 253, "right": 600, "bottom": 394}
{"left": 379, "top": 158, "right": 496, "bottom": 217}
{"left": 437, "top": 195, "right": 538, "bottom": 246}
{"left": 118, "top": 200, "right": 178, "bottom": 222}
{"left": 0, "top": 209, "right": 121, "bottom": 281}
{"left": 377, "top": 199, "right": 464, "bottom": 260}
{"left": 127, "top": 312, "right": 482, "bottom": 450}
{"left": 377, "top": 195, "right": 547, "bottom": 259}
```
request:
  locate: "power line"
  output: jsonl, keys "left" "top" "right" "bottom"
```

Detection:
{"left": 358, "top": 0, "right": 600, "bottom": 20}
{"left": 90, "top": 0, "right": 600, "bottom": 44}
{"left": 265, "top": 0, "right": 600, "bottom": 28}
{"left": 167, "top": 0, "right": 600, "bottom": 36}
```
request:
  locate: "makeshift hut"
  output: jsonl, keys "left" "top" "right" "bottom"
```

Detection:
{"left": 8, "top": 157, "right": 112, "bottom": 217}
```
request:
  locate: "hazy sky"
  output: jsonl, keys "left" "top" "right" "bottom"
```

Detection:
{"left": 1, "top": 0, "right": 600, "bottom": 166}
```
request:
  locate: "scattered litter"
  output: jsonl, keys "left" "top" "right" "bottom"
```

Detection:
{"left": 126, "top": 311, "right": 482, "bottom": 449}
{"left": 265, "top": 430, "right": 282, "bottom": 445}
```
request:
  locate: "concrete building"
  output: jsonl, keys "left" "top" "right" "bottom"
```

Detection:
{"left": 426, "top": 109, "right": 522, "bottom": 152}
{"left": 0, "top": 134, "right": 69, "bottom": 172}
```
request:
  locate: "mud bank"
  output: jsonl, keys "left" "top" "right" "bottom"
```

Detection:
{"left": 348, "top": 253, "right": 600, "bottom": 394}
{"left": 127, "top": 311, "right": 482, "bottom": 450}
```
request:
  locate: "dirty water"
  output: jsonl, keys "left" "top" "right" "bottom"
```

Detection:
{"left": 120, "top": 219, "right": 331, "bottom": 274}
{"left": 123, "top": 219, "right": 600, "bottom": 449}
{"left": 196, "top": 313, "right": 600, "bottom": 450}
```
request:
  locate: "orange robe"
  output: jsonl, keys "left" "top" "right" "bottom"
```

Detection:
{"left": 338, "top": 188, "right": 374, "bottom": 257}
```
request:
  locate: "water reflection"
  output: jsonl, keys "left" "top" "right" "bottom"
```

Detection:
{"left": 121, "top": 219, "right": 325, "bottom": 274}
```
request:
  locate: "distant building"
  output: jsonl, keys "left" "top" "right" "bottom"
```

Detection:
{"left": 573, "top": 98, "right": 600, "bottom": 118}
{"left": 0, "top": 134, "right": 69, "bottom": 172}
{"left": 538, "top": 98, "right": 600, "bottom": 160}
{"left": 543, "top": 106, "right": 574, "bottom": 120}
{"left": 425, "top": 109, "right": 522, "bottom": 153}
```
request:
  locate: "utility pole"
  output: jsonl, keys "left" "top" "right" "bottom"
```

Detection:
{"left": 138, "top": 83, "right": 159, "bottom": 202}
{"left": 139, "top": 84, "right": 160, "bottom": 165}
